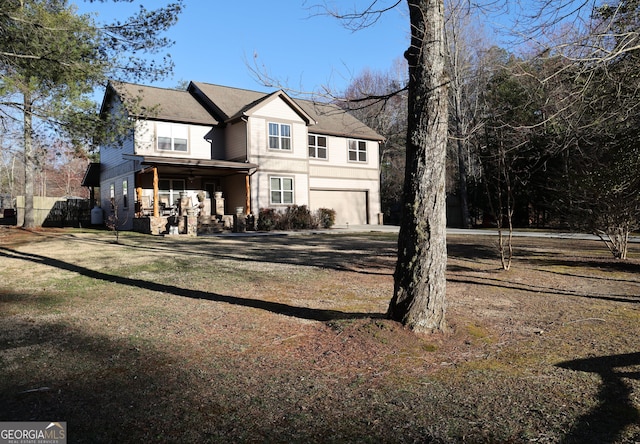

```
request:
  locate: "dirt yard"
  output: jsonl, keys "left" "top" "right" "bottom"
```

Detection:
{"left": 0, "top": 227, "right": 638, "bottom": 443}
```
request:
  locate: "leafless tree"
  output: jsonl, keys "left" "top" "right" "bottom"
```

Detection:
{"left": 341, "top": 62, "right": 408, "bottom": 223}
{"left": 444, "top": 0, "right": 491, "bottom": 228}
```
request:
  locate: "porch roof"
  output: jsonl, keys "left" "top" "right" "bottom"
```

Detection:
{"left": 81, "top": 162, "right": 101, "bottom": 187}
{"left": 124, "top": 155, "right": 258, "bottom": 176}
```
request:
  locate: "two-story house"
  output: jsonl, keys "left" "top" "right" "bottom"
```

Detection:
{"left": 94, "top": 80, "right": 383, "bottom": 233}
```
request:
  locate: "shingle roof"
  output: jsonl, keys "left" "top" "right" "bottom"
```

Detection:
{"left": 189, "top": 82, "right": 268, "bottom": 121}
{"left": 296, "top": 99, "right": 383, "bottom": 141}
{"left": 191, "top": 81, "right": 383, "bottom": 141}
{"left": 105, "top": 81, "right": 219, "bottom": 126}
{"left": 106, "top": 80, "right": 384, "bottom": 141}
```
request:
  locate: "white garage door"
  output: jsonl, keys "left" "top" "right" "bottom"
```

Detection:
{"left": 310, "top": 190, "right": 368, "bottom": 225}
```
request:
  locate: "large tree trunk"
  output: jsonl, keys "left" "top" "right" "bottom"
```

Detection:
{"left": 23, "top": 89, "right": 35, "bottom": 229}
{"left": 388, "top": 0, "right": 449, "bottom": 332}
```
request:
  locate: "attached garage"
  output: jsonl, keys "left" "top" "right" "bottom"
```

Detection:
{"left": 310, "top": 189, "right": 369, "bottom": 225}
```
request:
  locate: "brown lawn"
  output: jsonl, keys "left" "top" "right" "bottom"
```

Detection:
{"left": 0, "top": 226, "right": 638, "bottom": 443}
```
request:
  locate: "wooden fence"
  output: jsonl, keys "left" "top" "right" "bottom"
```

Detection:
{"left": 15, "top": 196, "right": 92, "bottom": 227}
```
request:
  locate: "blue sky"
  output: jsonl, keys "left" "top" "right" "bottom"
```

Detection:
{"left": 75, "top": 1, "right": 411, "bottom": 95}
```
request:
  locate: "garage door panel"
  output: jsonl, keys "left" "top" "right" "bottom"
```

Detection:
{"left": 310, "top": 190, "right": 367, "bottom": 225}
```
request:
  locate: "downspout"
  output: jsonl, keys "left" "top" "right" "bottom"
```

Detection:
{"left": 245, "top": 175, "right": 250, "bottom": 215}
{"left": 245, "top": 167, "right": 258, "bottom": 215}
{"left": 242, "top": 114, "right": 252, "bottom": 215}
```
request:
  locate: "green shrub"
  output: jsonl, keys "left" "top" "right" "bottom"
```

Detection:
{"left": 257, "top": 208, "right": 280, "bottom": 231}
{"left": 281, "top": 205, "right": 317, "bottom": 230}
{"left": 257, "top": 206, "right": 335, "bottom": 231}
{"left": 317, "top": 208, "right": 336, "bottom": 228}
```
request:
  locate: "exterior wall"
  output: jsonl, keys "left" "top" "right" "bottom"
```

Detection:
{"left": 307, "top": 137, "right": 381, "bottom": 224}
{"left": 309, "top": 136, "right": 380, "bottom": 170}
{"left": 100, "top": 132, "right": 133, "bottom": 174}
{"left": 208, "top": 127, "right": 226, "bottom": 160}
{"left": 251, "top": 171, "right": 310, "bottom": 215}
{"left": 246, "top": 97, "right": 311, "bottom": 215}
{"left": 243, "top": 97, "right": 382, "bottom": 223}
{"left": 225, "top": 121, "right": 247, "bottom": 161}
{"left": 100, "top": 171, "right": 136, "bottom": 230}
{"left": 134, "top": 120, "right": 213, "bottom": 160}
{"left": 222, "top": 174, "right": 249, "bottom": 214}
{"left": 249, "top": 98, "right": 309, "bottom": 160}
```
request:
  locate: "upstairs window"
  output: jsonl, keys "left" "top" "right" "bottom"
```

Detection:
{"left": 348, "top": 139, "right": 367, "bottom": 162}
{"left": 308, "top": 134, "right": 327, "bottom": 159}
{"left": 270, "top": 176, "right": 294, "bottom": 204}
{"left": 157, "top": 122, "right": 188, "bottom": 152}
{"left": 268, "top": 122, "right": 291, "bottom": 150}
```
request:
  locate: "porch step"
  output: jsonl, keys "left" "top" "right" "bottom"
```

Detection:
{"left": 197, "top": 215, "right": 224, "bottom": 234}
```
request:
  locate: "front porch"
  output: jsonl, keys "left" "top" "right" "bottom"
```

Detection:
{"left": 132, "top": 212, "right": 247, "bottom": 236}
{"left": 128, "top": 155, "right": 257, "bottom": 235}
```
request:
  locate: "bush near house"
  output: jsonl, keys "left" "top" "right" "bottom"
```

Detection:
{"left": 317, "top": 208, "right": 336, "bottom": 228}
{"left": 257, "top": 206, "right": 335, "bottom": 231}
{"left": 257, "top": 208, "right": 280, "bottom": 231}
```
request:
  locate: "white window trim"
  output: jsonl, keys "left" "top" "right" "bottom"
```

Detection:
{"left": 268, "top": 122, "right": 292, "bottom": 151}
{"left": 158, "top": 179, "right": 185, "bottom": 206}
{"left": 348, "top": 139, "right": 368, "bottom": 163}
{"left": 308, "top": 134, "right": 328, "bottom": 160}
{"left": 156, "top": 122, "right": 189, "bottom": 153}
{"left": 269, "top": 176, "right": 294, "bottom": 205}
{"left": 122, "top": 179, "right": 129, "bottom": 209}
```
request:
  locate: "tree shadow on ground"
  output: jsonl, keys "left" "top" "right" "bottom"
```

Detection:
{"left": 0, "top": 321, "right": 197, "bottom": 442}
{"left": 528, "top": 257, "right": 640, "bottom": 275}
{"left": 0, "top": 320, "right": 434, "bottom": 443}
{"left": 447, "top": 274, "right": 640, "bottom": 304}
{"left": 0, "top": 247, "right": 382, "bottom": 322}
{"left": 42, "top": 230, "right": 399, "bottom": 276}
{"left": 556, "top": 352, "right": 640, "bottom": 444}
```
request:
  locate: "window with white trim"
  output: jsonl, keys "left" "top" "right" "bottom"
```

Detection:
{"left": 122, "top": 179, "right": 129, "bottom": 209}
{"left": 348, "top": 139, "right": 367, "bottom": 162}
{"left": 308, "top": 134, "right": 327, "bottom": 159}
{"left": 268, "top": 122, "right": 291, "bottom": 150}
{"left": 157, "top": 122, "right": 188, "bottom": 152}
{"left": 159, "top": 179, "right": 185, "bottom": 207}
{"left": 270, "top": 176, "right": 294, "bottom": 204}
{"left": 109, "top": 183, "right": 115, "bottom": 210}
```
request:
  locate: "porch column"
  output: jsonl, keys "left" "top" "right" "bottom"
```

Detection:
{"left": 153, "top": 166, "right": 159, "bottom": 218}
{"left": 245, "top": 174, "right": 251, "bottom": 215}
{"left": 136, "top": 186, "right": 143, "bottom": 216}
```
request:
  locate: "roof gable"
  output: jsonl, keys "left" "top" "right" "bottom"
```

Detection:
{"left": 238, "top": 90, "right": 315, "bottom": 125}
{"left": 188, "top": 82, "right": 266, "bottom": 121}
{"left": 103, "top": 81, "right": 219, "bottom": 126}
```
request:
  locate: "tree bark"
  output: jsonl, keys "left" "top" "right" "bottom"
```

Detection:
{"left": 388, "top": 0, "right": 449, "bottom": 332}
